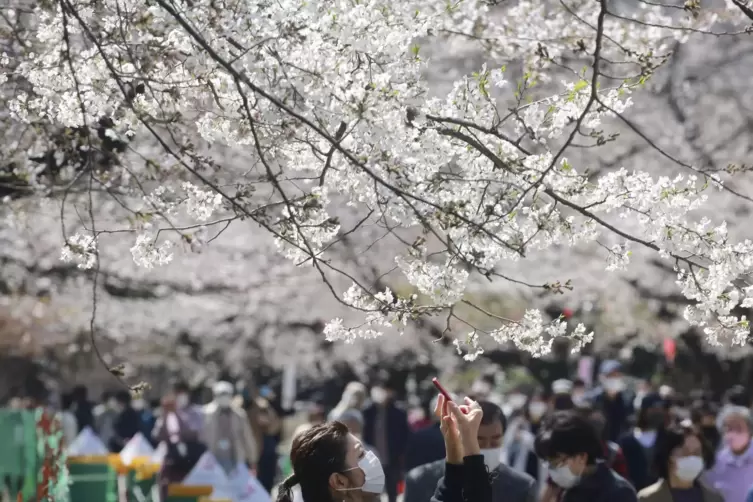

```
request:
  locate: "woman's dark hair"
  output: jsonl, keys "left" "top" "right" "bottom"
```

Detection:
{"left": 277, "top": 422, "right": 350, "bottom": 502}
{"left": 534, "top": 411, "right": 603, "bottom": 464}
{"left": 653, "top": 423, "right": 711, "bottom": 480}
{"left": 637, "top": 394, "right": 669, "bottom": 430}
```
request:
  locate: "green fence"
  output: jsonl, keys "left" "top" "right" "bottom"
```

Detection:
{"left": 0, "top": 408, "right": 70, "bottom": 502}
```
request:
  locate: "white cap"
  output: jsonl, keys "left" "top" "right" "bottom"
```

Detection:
{"left": 552, "top": 379, "right": 573, "bottom": 394}
{"left": 213, "top": 381, "right": 234, "bottom": 396}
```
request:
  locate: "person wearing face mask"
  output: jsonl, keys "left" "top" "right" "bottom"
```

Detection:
{"left": 571, "top": 380, "right": 588, "bottom": 408}
{"left": 619, "top": 393, "right": 668, "bottom": 490}
{"left": 203, "top": 381, "right": 259, "bottom": 475}
{"left": 277, "top": 421, "right": 387, "bottom": 502}
{"left": 362, "top": 379, "right": 410, "bottom": 502}
{"left": 503, "top": 393, "right": 549, "bottom": 492}
{"left": 405, "top": 400, "right": 536, "bottom": 502}
{"left": 638, "top": 424, "right": 721, "bottom": 502}
{"left": 109, "top": 390, "right": 142, "bottom": 452}
{"left": 132, "top": 396, "right": 157, "bottom": 442}
{"left": 706, "top": 406, "right": 753, "bottom": 502}
{"left": 535, "top": 411, "right": 636, "bottom": 502}
{"left": 591, "top": 360, "right": 634, "bottom": 443}
{"left": 94, "top": 390, "right": 119, "bottom": 450}
{"left": 153, "top": 381, "right": 206, "bottom": 500}
{"left": 504, "top": 391, "right": 529, "bottom": 418}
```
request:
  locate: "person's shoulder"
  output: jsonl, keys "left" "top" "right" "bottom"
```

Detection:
{"left": 617, "top": 432, "right": 639, "bottom": 448}
{"left": 407, "top": 459, "right": 445, "bottom": 481}
{"left": 495, "top": 463, "right": 536, "bottom": 490}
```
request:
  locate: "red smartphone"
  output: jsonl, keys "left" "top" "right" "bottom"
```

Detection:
{"left": 432, "top": 377, "right": 454, "bottom": 402}
{"left": 433, "top": 377, "right": 469, "bottom": 414}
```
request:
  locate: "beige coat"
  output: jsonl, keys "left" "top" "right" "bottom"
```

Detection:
{"left": 203, "top": 402, "right": 259, "bottom": 465}
{"left": 638, "top": 479, "right": 724, "bottom": 502}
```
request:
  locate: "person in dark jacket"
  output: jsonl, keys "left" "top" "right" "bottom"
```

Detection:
{"left": 71, "top": 385, "right": 95, "bottom": 433}
{"left": 590, "top": 360, "right": 633, "bottom": 443}
{"left": 109, "top": 390, "right": 142, "bottom": 452}
{"left": 404, "top": 395, "right": 445, "bottom": 472}
{"left": 406, "top": 400, "right": 535, "bottom": 502}
{"left": 430, "top": 394, "right": 492, "bottom": 502}
{"left": 362, "top": 380, "right": 411, "bottom": 502}
{"left": 619, "top": 393, "right": 668, "bottom": 490}
{"left": 275, "top": 421, "right": 390, "bottom": 502}
{"left": 689, "top": 400, "right": 720, "bottom": 455}
{"left": 534, "top": 410, "right": 636, "bottom": 502}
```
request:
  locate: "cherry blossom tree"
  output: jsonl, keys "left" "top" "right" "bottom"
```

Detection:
{"left": 2, "top": 0, "right": 753, "bottom": 383}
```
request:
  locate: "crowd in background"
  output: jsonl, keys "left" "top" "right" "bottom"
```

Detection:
{"left": 8, "top": 357, "right": 753, "bottom": 502}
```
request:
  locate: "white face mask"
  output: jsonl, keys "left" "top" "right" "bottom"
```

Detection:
{"left": 675, "top": 456, "right": 704, "bottom": 482}
{"left": 548, "top": 463, "right": 581, "bottom": 488}
{"left": 481, "top": 447, "right": 502, "bottom": 471}
{"left": 528, "top": 401, "right": 548, "bottom": 419}
{"left": 370, "top": 388, "right": 388, "bottom": 404}
{"left": 338, "top": 450, "right": 385, "bottom": 494}
{"left": 132, "top": 399, "right": 145, "bottom": 411}
{"left": 175, "top": 394, "right": 190, "bottom": 408}
{"left": 507, "top": 394, "right": 527, "bottom": 410}
{"left": 603, "top": 377, "right": 625, "bottom": 393}
{"left": 216, "top": 395, "right": 233, "bottom": 408}
{"left": 572, "top": 392, "right": 587, "bottom": 406}
{"left": 635, "top": 429, "right": 658, "bottom": 448}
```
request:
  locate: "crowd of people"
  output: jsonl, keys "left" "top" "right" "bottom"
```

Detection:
{"left": 9, "top": 358, "right": 753, "bottom": 502}
{"left": 17, "top": 379, "right": 283, "bottom": 498}
{"left": 287, "top": 360, "right": 753, "bottom": 502}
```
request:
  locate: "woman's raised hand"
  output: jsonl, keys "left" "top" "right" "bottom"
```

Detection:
{"left": 434, "top": 394, "right": 484, "bottom": 462}
{"left": 447, "top": 397, "right": 483, "bottom": 456}
{"left": 435, "top": 394, "right": 463, "bottom": 464}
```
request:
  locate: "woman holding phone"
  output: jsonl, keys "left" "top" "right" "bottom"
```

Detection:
{"left": 430, "top": 392, "right": 492, "bottom": 502}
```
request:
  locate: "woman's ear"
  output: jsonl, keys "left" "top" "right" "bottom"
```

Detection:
{"left": 328, "top": 472, "right": 350, "bottom": 492}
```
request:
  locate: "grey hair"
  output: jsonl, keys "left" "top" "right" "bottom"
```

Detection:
{"left": 717, "top": 405, "right": 753, "bottom": 432}
{"left": 336, "top": 408, "right": 364, "bottom": 426}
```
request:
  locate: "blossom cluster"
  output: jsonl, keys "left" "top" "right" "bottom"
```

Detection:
{"left": 5, "top": 0, "right": 752, "bottom": 355}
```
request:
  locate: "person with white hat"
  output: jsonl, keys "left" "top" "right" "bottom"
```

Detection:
{"left": 203, "top": 381, "right": 259, "bottom": 475}
{"left": 552, "top": 380, "right": 573, "bottom": 396}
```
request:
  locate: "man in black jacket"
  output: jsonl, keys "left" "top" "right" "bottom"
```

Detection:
{"left": 405, "top": 401, "right": 537, "bottom": 502}
{"left": 534, "top": 411, "right": 636, "bottom": 502}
